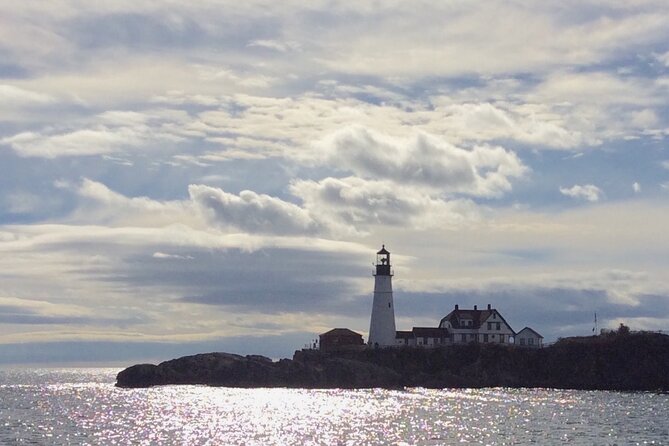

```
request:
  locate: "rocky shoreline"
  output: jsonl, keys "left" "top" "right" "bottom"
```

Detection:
{"left": 116, "top": 331, "right": 669, "bottom": 391}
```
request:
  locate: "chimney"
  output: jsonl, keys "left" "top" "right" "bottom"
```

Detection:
{"left": 487, "top": 304, "right": 491, "bottom": 310}
{"left": 455, "top": 304, "right": 459, "bottom": 310}
{"left": 474, "top": 305, "right": 478, "bottom": 310}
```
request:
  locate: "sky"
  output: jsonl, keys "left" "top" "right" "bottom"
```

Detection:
{"left": 1, "top": 0, "right": 669, "bottom": 365}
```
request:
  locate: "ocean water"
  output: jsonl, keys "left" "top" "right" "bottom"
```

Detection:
{"left": 0, "top": 368, "right": 667, "bottom": 445}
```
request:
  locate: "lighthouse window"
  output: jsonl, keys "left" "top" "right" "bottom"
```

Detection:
{"left": 388, "top": 303, "right": 391, "bottom": 308}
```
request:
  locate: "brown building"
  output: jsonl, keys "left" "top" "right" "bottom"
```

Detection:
{"left": 319, "top": 328, "right": 364, "bottom": 352}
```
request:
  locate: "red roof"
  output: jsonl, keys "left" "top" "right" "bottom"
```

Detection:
{"left": 320, "top": 328, "right": 363, "bottom": 338}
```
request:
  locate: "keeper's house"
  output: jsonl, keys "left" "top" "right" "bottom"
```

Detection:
{"left": 438, "top": 304, "right": 516, "bottom": 345}
{"left": 395, "top": 304, "right": 542, "bottom": 348}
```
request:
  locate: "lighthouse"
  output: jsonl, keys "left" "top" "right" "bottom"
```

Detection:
{"left": 368, "top": 245, "right": 397, "bottom": 347}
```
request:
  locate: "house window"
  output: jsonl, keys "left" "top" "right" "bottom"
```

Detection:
{"left": 520, "top": 338, "right": 526, "bottom": 345}
{"left": 487, "top": 322, "right": 492, "bottom": 330}
{"left": 500, "top": 335, "right": 505, "bottom": 343}
{"left": 483, "top": 334, "right": 489, "bottom": 342}
{"left": 493, "top": 312, "right": 497, "bottom": 319}
{"left": 461, "top": 334, "right": 467, "bottom": 342}
{"left": 496, "top": 322, "right": 501, "bottom": 330}
{"left": 470, "top": 334, "right": 476, "bottom": 341}
{"left": 529, "top": 338, "right": 534, "bottom": 345}
{"left": 424, "top": 337, "right": 428, "bottom": 345}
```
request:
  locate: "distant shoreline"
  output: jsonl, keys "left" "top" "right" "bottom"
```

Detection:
{"left": 116, "top": 331, "right": 669, "bottom": 391}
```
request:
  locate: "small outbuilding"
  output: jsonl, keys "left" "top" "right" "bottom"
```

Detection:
{"left": 396, "top": 327, "right": 451, "bottom": 347}
{"left": 319, "top": 328, "right": 365, "bottom": 352}
{"left": 515, "top": 327, "right": 544, "bottom": 348}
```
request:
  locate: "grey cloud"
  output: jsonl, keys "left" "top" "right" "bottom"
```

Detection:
{"left": 65, "top": 10, "right": 281, "bottom": 54}
{"left": 0, "top": 50, "right": 29, "bottom": 78}
{"left": 0, "top": 304, "right": 145, "bottom": 327}
{"left": 69, "top": 13, "right": 206, "bottom": 49}
{"left": 83, "top": 246, "right": 371, "bottom": 317}
{"left": 0, "top": 334, "right": 315, "bottom": 365}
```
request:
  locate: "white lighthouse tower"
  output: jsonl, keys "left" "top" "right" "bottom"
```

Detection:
{"left": 368, "top": 245, "right": 396, "bottom": 348}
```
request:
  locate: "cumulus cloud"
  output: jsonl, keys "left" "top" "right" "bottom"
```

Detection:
{"left": 71, "top": 179, "right": 198, "bottom": 227}
{"left": 71, "top": 178, "right": 481, "bottom": 238}
{"left": 291, "top": 176, "right": 481, "bottom": 231}
{"left": 317, "top": 126, "right": 527, "bottom": 197}
{"left": 559, "top": 184, "right": 603, "bottom": 202}
{"left": 188, "top": 184, "right": 322, "bottom": 235}
{"left": 434, "top": 102, "right": 589, "bottom": 149}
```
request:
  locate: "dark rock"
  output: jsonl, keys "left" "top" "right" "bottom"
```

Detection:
{"left": 116, "top": 331, "right": 669, "bottom": 391}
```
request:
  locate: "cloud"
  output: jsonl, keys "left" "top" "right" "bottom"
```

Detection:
{"left": 0, "top": 84, "right": 54, "bottom": 106}
{"left": 559, "top": 184, "right": 603, "bottom": 202}
{"left": 630, "top": 109, "right": 659, "bottom": 129}
{"left": 633, "top": 182, "right": 641, "bottom": 193}
{"left": 4, "top": 191, "right": 44, "bottom": 214}
{"left": 290, "top": 176, "right": 481, "bottom": 231}
{"left": 247, "top": 39, "right": 300, "bottom": 53}
{"left": 2, "top": 110, "right": 186, "bottom": 158}
{"left": 3, "top": 129, "right": 136, "bottom": 158}
{"left": 71, "top": 179, "right": 199, "bottom": 227}
{"left": 311, "top": 3, "right": 669, "bottom": 77}
{"left": 152, "top": 252, "right": 194, "bottom": 260}
{"left": 0, "top": 296, "right": 142, "bottom": 326}
{"left": 188, "top": 184, "right": 323, "bottom": 235}
{"left": 317, "top": 126, "right": 527, "bottom": 197}
{"left": 656, "top": 50, "right": 669, "bottom": 67}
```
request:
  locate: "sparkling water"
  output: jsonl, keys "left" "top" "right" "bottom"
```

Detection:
{"left": 0, "top": 368, "right": 667, "bottom": 445}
